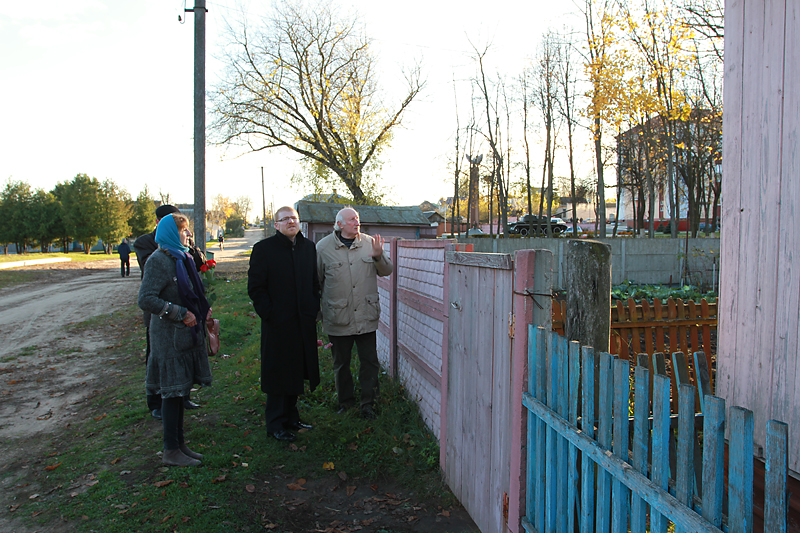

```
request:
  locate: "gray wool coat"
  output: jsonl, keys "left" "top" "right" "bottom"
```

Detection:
{"left": 138, "top": 249, "right": 212, "bottom": 398}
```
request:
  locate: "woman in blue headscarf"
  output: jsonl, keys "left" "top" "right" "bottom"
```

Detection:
{"left": 138, "top": 213, "right": 213, "bottom": 467}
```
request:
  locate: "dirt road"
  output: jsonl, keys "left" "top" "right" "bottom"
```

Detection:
{"left": 0, "top": 231, "right": 261, "bottom": 443}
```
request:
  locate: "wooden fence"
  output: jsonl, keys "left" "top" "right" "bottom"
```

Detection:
{"left": 522, "top": 326, "right": 790, "bottom": 533}
{"left": 553, "top": 297, "right": 717, "bottom": 407}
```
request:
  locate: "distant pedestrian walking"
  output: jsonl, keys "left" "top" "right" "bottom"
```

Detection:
{"left": 118, "top": 239, "right": 131, "bottom": 277}
{"left": 218, "top": 235, "right": 224, "bottom": 250}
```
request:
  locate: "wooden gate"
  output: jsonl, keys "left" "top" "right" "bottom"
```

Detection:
{"left": 522, "top": 326, "right": 790, "bottom": 532}
{"left": 445, "top": 251, "right": 514, "bottom": 533}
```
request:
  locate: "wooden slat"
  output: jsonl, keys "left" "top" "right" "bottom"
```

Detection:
{"left": 534, "top": 327, "right": 548, "bottom": 531}
{"left": 545, "top": 330, "right": 559, "bottom": 533}
{"left": 631, "top": 365, "right": 650, "bottom": 532}
{"left": 581, "top": 346, "right": 597, "bottom": 532}
{"left": 693, "top": 351, "right": 713, "bottom": 412}
{"left": 655, "top": 300, "right": 667, "bottom": 354}
{"left": 764, "top": 420, "right": 788, "bottom": 533}
{"left": 668, "top": 299, "right": 679, "bottom": 354}
{"left": 612, "top": 359, "right": 631, "bottom": 533}
{"left": 700, "top": 299, "right": 714, "bottom": 391}
{"left": 676, "top": 298, "right": 689, "bottom": 357}
{"left": 728, "top": 407, "right": 754, "bottom": 532}
{"left": 702, "top": 396, "right": 726, "bottom": 528}
{"left": 642, "top": 300, "right": 655, "bottom": 355}
{"left": 567, "top": 341, "right": 581, "bottom": 533}
{"left": 675, "top": 383, "right": 697, "bottom": 533}
{"left": 556, "top": 337, "right": 569, "bottom": 531}
{"left": 629, "top": 298, "right": 642, "bottom": 356}
{"left": 596, "top": 352, "right": 614, "bottom": 533}
{"left": 617, "top": 300, "right": 629, "bottom": 360}
{"left": 652, "top": 374, "right": 672, "bottom": 533}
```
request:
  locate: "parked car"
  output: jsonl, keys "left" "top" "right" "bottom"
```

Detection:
{"left": 508, "top": 214, "right": 568, "bottom": 236}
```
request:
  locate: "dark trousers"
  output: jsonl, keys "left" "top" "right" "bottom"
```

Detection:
{"left": 120, "top": 257, "right": 130, "bottom": 277}
{"left": 329, "top": 332, "right": 380, "bottom": 409}
{"left": 162, "top": 396, "right": 185, "bottom": 450}
{"left": 265, "top": 394, "right": 299, "bottom": 434}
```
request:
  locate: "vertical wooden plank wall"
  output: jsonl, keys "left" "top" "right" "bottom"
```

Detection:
{"left": 719, "top": 0, "right": 800, "bottom": 471}
{"left": 773, "top": 0, "right": 800, "bottom": 474}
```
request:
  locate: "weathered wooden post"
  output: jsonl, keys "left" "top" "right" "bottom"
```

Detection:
{"left": 564, "top": 239, "right": 611, "bottom": 352}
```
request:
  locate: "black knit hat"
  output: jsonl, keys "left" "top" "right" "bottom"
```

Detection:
{"left": 155, "top": 204, "right": 180, "bottom": 220}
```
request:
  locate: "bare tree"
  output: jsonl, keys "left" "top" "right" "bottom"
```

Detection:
{"left": 681, "top": 0, "right": 724, "bottom": 63}
{"left": 555, "top": 31, "right": 580, "bottom": 237}
{"left": 212, "top": 1, "right": 423, "bottom": 205}
{"left": 535, "top": 31, "right": 562, "bottom": 236}
{"left": 471, "top": 44, "right": 510, "bottom": 235}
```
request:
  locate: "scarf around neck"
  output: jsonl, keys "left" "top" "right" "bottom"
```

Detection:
{"left": 155, "top": 215, "right": 210, "bottom": 345}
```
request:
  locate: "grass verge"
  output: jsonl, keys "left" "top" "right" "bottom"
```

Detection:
{"left": 10, "top": 273, "right": 469, "bottom": 533}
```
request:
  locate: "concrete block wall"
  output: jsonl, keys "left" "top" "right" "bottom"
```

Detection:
{"left": 465, "top": 236, "right": 720, "bottom": 289}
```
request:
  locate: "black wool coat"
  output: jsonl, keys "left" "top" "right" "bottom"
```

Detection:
{"left": 247, "top": 231, "right": 321, "bottom": 395}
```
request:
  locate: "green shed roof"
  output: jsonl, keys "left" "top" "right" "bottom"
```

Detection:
{"left": 296, "top": 201, "right": 431, "bottom": 226}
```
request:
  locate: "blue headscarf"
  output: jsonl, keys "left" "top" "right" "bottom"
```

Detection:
{"left": 155, "top": 214, "right": 211, "bottom": 346}
{"left": 155, "top": 215, "right": 189, "bottom": 257}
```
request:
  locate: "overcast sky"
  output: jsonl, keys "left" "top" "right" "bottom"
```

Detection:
{"left": 0, "top": 0, "right": 582, "bottom": 218}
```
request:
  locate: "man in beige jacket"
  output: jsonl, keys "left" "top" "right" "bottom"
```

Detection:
{"left": 316, "top": 207, "right": 393, "bottom": 419}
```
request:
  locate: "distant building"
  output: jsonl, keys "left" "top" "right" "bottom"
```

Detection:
{"left": 296, "top": 201, "right": 436, "bottom": 242}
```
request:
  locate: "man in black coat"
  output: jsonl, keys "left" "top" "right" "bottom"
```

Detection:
{"left": 247, "top": 206, "right": 320, "bottom": 442}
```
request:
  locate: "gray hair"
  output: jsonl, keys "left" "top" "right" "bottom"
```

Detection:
{"left": 333, "top": 206, "right": 357, "bottom": 231}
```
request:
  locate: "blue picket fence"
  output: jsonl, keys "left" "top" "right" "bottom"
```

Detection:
{"left": 522, "top": 326, "right": 789, "bottom": 533}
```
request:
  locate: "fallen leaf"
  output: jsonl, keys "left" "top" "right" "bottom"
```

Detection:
{"left": 93, "top": 414, "right": 107, "bottom": 421}
{"left": 263, "top": 523, "right": 278, "bottom": 530}
{"left": 111, "top": 457, "right": 121, "bottom": 465}
{"left": 120, "top": 470, "right": 131, "bottom": 476}
{"left": 29, "top": 494, "right": 39, "bottom": 500}
{"left": 297, "top": 478, "right": 306, "bottom": 485}
{"left": 86, "top": 480, "right": 99, "bottom": 487}
{"left": 154, "top": 480, "right": 174, "bottom": 488}
{"left": 338, "top": 471, "right": 347, "bottom": 481}
{"left": 287, "top": 483, "right": 307, "bottom": 491}
{"left": 9, "top": 504, "right": 20, "bottom": 512}
{"left": 245, "top": 484, "right": 255, "bottom": 493}
{"left": 244, "top": 445, "right": 253, "bottom": 452}
{"left": 36, "top": 410, "right": 53, "bottom": 420}
{"left": 44, "top": 462, "right": 62, "bottom": 471}
{"left": 323, "top": 462, "right": 335, "bottom": 471}
{"left": 392, "top": 447, "right": 402, "bottom": 455}
{"left": 346, "top": 486, "right": 356, "bottom": 497}
{"left": 212, "top": 474, "right": 227, "bottom": 483}
{"left": 161, "top": 515, "right": 172, "bottom": 523}
{"left": 182, "top": 516, "right": 190, "bottom": 523}
{"left": 370, "top": 484, "right": 378, "bottom": 491}
{"left": 241, "top": 462, "right": 249, "bottom": 468}
{"left": 221, "top": 422, "right": 238, "bottom": 428}
{"left": 348, "top": 442, "right": 358, "bottom": 451}
{"left": 439, "top": 510, "right": 451, "bottom": 517}
{"left": 289, "top": 443, "right": 298, "bottom": 452}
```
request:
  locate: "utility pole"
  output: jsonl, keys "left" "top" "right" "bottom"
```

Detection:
{"left": 189, "top": 0, "right": 207, "bottom": 252}
{"left": 261, "top": 166, "right": 267, "bottom": 239}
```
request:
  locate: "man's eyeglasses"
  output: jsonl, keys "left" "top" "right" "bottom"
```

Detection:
{"left": 277, "top": 216, "right": 299, "bottom": 223}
